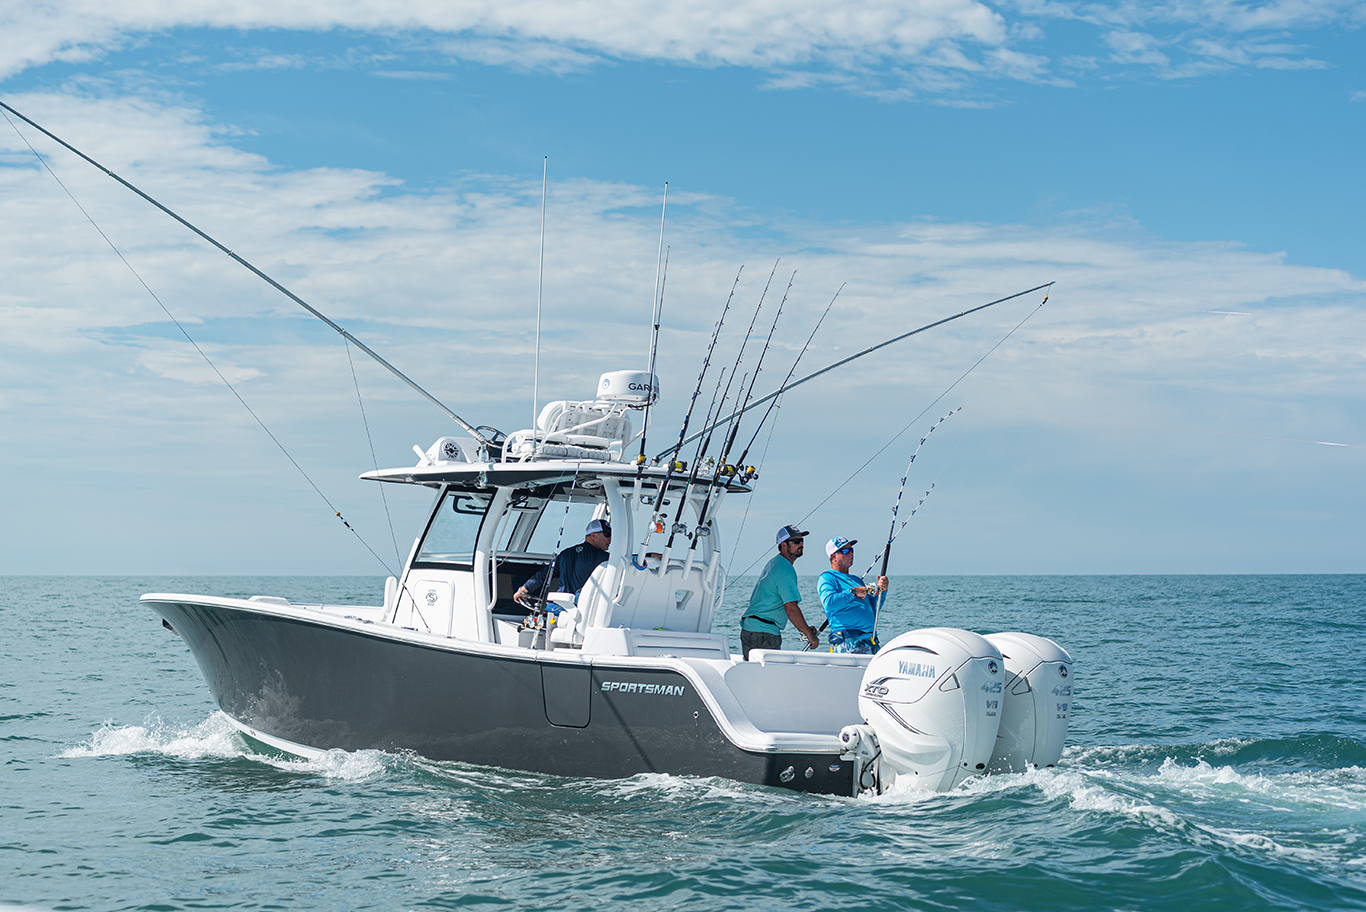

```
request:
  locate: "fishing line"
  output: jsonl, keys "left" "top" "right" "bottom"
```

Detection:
{"left": 863, "top": 407, "right": 961, "bottom": 578}
{"left": 0, "top": 100, "right": 490, "bottom": 446}
{"left": 728, "top": 392, "right": 783, "bottom": 566}
{"left": 732, "top": 295, "right": 1047, "bottom": 577}
{"left": 343, "top": 337, "right": 403, "bottom": 568}
{"left": 810, "top": 411, "right": 971, "bottom": 645}
{"left": 3, "top": 107, "right": 396, "bottom": 576}
{"left": 866, "top": 414, "right": 974, "bottom": 641}
{"left": 665, "top": 281, "right": 1053, "bottom": 459}
{"left": 793, "top": 296, "right": 1047, "bottom": 529}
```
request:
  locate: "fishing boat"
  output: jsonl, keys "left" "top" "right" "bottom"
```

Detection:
{"left": 144, "top": 370, "right": 1073, "bottom": 796}
{"left": 0, "top": 100, "right": 1071, "bottom": 797}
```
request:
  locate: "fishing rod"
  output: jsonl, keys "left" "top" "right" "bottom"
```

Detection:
{"left": 807, "top": 409, "right": 959, "bottom": 646}
{"left": 866, "top": 408, "right": 960, "bottom": 581}
{"left": 0, "top": 99, "right": 493, "bottom": 449}
{"left": 864, "top": 411, "right": 958, "bottom": 642}
{"left": 659, "top": 367, "right": 740, "bottom": 562}
{"left": 658, "top": 281, "right": 1053, "bottom": 460}
{"left": 687, "top": 271, "right": 795, "bottom": 556}
{"left": 639, "top": 270, "right": 741, "bottom": 551}
{"left": 731, "top": 283, "right": 843, "bottom": 480}
{"left": 659, "top": 267, "right": 777, "bottom": 555}
{"left": 643, "top": 362, "right": 730, "bottom": 555}
{"left": 637, "top": 183, "right": 669, "bottom": 467}
{"left": 669, "top": 365, "right": 745, "bottom": 544}
{"left": 722, "top": 271, "right": 793, "bottom": 468}
{"left": 706, "top": 260, "right": 778, "bottom": 444}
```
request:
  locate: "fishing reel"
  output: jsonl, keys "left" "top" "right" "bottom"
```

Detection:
{"left": 515, "top": 591, "right": 548, "bottom": 618}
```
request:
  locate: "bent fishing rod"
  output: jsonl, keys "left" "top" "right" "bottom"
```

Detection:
{"left": 0, "top": 100, "right": 492, "bottom": 448}
{"left": 867, "top": 408, "right": 960, "bottom": 579}
{"left": 657, "top": 281, "right": 1053, "bottom": 460}
{"left": 806, "top": 407, "right": 961, "bottom": 647}
{"left": 865, "top": 408, "right": 960, "bottom": 637}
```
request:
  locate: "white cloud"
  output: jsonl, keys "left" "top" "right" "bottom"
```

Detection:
{"left": 1, "top": 0, "right": 1358, "bottom": 99}
{"left": 0, "top": 0, "right": 1010, "bottom": 79}
{"left": 2, "top": 91, "right": 1363, "bottom": 573}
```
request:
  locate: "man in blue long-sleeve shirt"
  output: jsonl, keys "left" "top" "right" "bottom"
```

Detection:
{"left": 515, "top": 519, "right": 611, "bottom": 610}
{"left": 817, "top": 536, "right": 888, "bottom": 654}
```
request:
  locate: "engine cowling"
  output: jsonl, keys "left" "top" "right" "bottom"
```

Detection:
{"left": 983, "top": 632, "right": 1073, "bottom": 773}
{"left": 855, "top": 627, "right": 1005, "bottom": 792}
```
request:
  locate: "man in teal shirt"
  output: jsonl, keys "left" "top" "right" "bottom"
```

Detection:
{"left": 739, "top": 525, "right": 820, "bottom": 659}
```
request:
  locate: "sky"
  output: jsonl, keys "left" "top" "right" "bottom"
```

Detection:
{"left": 1, "top": 1, "right": 1363, "bottom": 577}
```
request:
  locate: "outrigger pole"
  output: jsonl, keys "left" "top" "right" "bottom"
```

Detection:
{"left": 0, "top": 100, "right": 493, "bottom": 449}
{"left": 657, "top": 281, "right": 1054, "bottom": 460}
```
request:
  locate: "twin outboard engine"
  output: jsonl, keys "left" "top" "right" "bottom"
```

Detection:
{"left": 840, "top": 627, "right": 1072, "bottom": 794}
{"left": 983, "top": 632, "right": 1073, "bottom": 773}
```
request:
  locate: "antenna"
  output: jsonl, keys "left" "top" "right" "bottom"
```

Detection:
{"left": 647, "top": 182, "right": 668, "bottom": 374}
{"left": 533, "top": 156, "right": 547, "bottom": 447}
{"left": 638, "top": 183, "right": 668, "bottom": 465}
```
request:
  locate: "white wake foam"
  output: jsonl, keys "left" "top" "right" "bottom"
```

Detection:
{"left": 58, "top": 711, "right": 393, "bottom": 781}
{"left": 59, "top": 712, "right": 244, "bottom": 760}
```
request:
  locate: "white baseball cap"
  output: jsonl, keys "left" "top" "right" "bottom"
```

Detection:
{"left": 825, "top": 536, "right": 857, "bottom": 557}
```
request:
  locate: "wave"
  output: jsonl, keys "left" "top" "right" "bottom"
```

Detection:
{"left": 58, "top": 711, "right": 395, "bottom": 781}
{"left": 863, "top": 743, "right": 1366, "bottom": 873}
{"left": 1074, "top": 733, "right": 1366, "bottom": 770}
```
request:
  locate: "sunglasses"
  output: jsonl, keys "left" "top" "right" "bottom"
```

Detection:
{"left": 836, "top": 546, "right": 853, "bottom": 555}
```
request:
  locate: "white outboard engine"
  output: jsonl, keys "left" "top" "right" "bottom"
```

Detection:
{"left": 983, "top": 632, "right": 1073, "bottom": 773}
{"left": 842, "top": 628, "right": 1005, "bottom": 793}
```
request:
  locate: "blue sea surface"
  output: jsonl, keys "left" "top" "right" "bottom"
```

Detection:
{"left": 3, "top": 575, "right": 1364, "bottom": 911}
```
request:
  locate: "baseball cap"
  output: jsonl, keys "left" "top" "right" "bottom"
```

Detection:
{"left": 585, "top": 518, "right": 612, "bottom": 537}
{"left": 776, "top": 524, "right": 810, "bottom": 545}
{"left": 825, "top": 536, "right": 857, "bottom": 557}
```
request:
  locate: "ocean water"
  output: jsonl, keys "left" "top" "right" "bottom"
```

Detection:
{"left": 3, "top": 574, "right": 1364, "bottom": 911}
